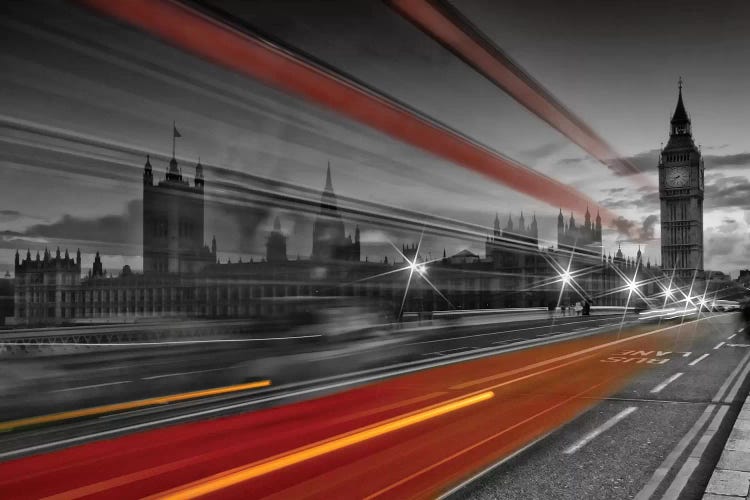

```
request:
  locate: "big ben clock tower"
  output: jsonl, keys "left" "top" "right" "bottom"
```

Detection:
{"left": 659, "top": 79, "right": 704, "bottom": 279}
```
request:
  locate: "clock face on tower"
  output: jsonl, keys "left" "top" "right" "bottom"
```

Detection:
{"left": 666, "top": 166, "right": 689, "bottom": 188}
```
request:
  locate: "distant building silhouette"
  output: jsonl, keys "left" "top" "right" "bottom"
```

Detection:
{"left": 557, "top": 207, "right": 602, "bottom": 256}
{"left": 311, "top": 165, "right": 360, "bottom": 262}
{"left": 266, "top": 217, "right": 287, "bottom": 263}
{"left": 13, "top": 248, "right": 81, "bottom": 324}
{"left": 659, "top": 80, "right": 704, "bottom": 278}
{"left": 142, "top": 153, "right": 215, "bottom": 274}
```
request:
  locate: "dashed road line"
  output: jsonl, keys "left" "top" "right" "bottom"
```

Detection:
{"left": 563, "top": 407, "right": 637, "bottom": 454}
{"left": 142, "top": 368, "right": 226, "bottom": 380}
{"left": 650, "top": 373, "right": 683, "bottom": 394}
{"left": 681, "top": 352, "right": 692, "bottom": 357}
{"left": 688, "top": 353, "right": 709, "bottom": 366}
{"left": 713, "top": 341, "right": 725, "bottom": 350}
{"left": 0, "top": 317, "right": 711, "bottom": 462}
{"left": 52, "top": 380, "right": 132, "bottom": 393}
{"left": 637, "top": 342, "right": 750, "bottom": 499}
{"left": 728, "top": 333, "right": 737, "bottom": 340}
{"left": 491, "top": 338, "right": 522, "bottom": 345}
{"left": 422, "top": 347, "right": 475, "bottom": 357}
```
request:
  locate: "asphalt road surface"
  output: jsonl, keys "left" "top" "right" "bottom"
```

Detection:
{"left": 452, "top": 313, "right": 747, "bottom": 499}
{"left": 0, "top": 312, "right": 742, "bottom": 499}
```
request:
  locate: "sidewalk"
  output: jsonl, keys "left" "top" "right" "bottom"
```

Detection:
{"left": 704, "top": 398, "right": 750, "bottom": 499}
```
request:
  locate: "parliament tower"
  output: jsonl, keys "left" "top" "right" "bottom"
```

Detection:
{"left": 142, "top": 130, "right": 216, "bottom": 274}
{"left": 658, "top": 80, "right": 704, "bottom": 278}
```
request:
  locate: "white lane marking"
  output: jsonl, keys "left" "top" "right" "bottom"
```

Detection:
{"left": 661, "top": 405, "right": 730, "bottom": 499}
{"left": 713, "top": 342, "right": 725, "bottom": 350}
{"left": 422, "top": 347, "right": 475, "bottom": 357}
{"left": 650, "top": 373, "right": 684, "bottom": 394}
{"left": 491, "top": 338, "right": 522, "bottom": 345}
{"left": 681, "top": 352, "right": 692, "bottom": 357}
{"left": 0, "top": 316, "right": 715, "bottom": 461}
{"left": 634, "top": 405, "right": 717, "bottom": 500}
{"left": 452, "top": 317, "right": 714, "bottom": 391}
{"left": 52, "top": 380, "right": 131, "bottom": 393}
{"left": 1, "top": 335, "right": 322, "bottom": 347}
{"left": 638, "top": 348, "right": 750, "bottom": 499}
{"left": 437, "top": 430, "right": 554, "bottom": 500}
{"left": 563, "top": 407, "right": 637, "bottom": 454}
{"left": 713, "top": 351, "right": 750, "bottom": 403}
{"left": 688, "top": 353, "right": 710, "bottom": 366}
{"left": 728, "top": 334, "right": 737, "bottom": 340}
{"left": 723, "top": 352, "right": 750, "bottom": 403}
{"left": 405, "top": 317, "right": 627, "bottom": 346}
{"left": 142, "top": 368, "right": 226, "bottom": 380}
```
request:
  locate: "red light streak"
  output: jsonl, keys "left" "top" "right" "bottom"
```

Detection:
{"left": 77, "top": 0, "right": 619, "bottom": 224}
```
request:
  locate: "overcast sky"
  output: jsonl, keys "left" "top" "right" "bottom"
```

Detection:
{"left": 1, "top": 0, "right": 749, "bottom": 276}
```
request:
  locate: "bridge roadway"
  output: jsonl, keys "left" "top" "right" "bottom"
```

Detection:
{"left": 0, "top": 312, "right": 630, "bottom": 423}
{"left": 0, "top": 312, "right": 633, "bottom": 455}
{"left": 0, "top": 313, "right": 743, "bottom": 498}
{"left": 452, "top": 313, "right": 748, "bottom": 499}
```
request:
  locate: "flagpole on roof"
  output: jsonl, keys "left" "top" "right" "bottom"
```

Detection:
{"left": 172, "top": 120, "right": 176, "bottom": 159}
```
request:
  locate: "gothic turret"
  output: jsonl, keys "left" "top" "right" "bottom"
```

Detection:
{"left": 92, "top": 251, "right": 104, "bottom": 277}
{"left": 144, "top": 155, "right": 153, "bottom": 186}
{"left": 584, "top": 206, "right": 591, "bottom": 230}
{"left": 195, "top": 158, "right": 204, "bottom": 188}
{"left": 266, "top": 217, "right": 287, "bottom": 263}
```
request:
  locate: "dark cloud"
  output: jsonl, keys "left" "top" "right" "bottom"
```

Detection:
{"left": 19, "top": 200, "right": 142, "bottom": 255}
{"left": 0, "top": 209, "right": 23, "bottom": 222}
{"left": 636, "top": 214, "right": 659, "bottom": 242}
{"left": 600, "top": 190, "right": 659, "bottom": 211}
{"left": 603, "top": 149, "right": 750, "bottom": 177}
{"left": 610, "top": 216, "right": 635, "bottom": 238}
{"left": 609, "top": 214, "right": 659, "bottom": 243}
{"left": 609, "top": 149, "right": 660, "bottom": 175}
{"left": 557, "top": 157, "right": 585, "bottom": 166}
{"left": 705, "top": 175, "right": 750, "bottom": 209}
{"left": 704, "top": 152, "right": 750, "bottom": 169}
{"left": 520, "top": 142, "right": 567, "bottom": 161}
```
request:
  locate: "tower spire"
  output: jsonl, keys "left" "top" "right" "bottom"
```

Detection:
{"left": 325, "top": 162, "right": 333, "bottom": 192}
{"left": 670, "top": 78, "right": 690, "bottom": 135}
{"left": 172, "top": 121, "right": 181, "bottom": 159}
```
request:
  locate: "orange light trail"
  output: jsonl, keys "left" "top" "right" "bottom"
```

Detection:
{"left": 0, "top": 380, "right": 271, "bottom": 433}
{"left": 0, "top": 320, "right": 712, "bottom": 499}
{"left": 154, "top": 391, "right": 494, "bottom": 500}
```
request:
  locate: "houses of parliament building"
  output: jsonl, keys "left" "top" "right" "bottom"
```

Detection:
{"left": 9, "top": 85, "right": 703, "bottom": 326}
